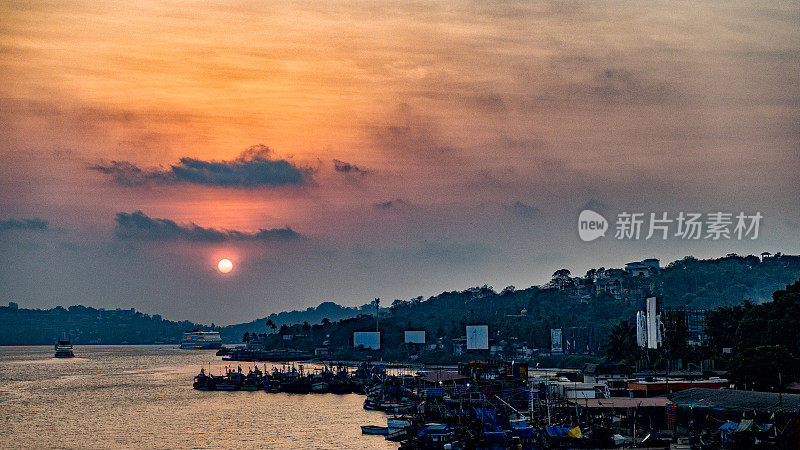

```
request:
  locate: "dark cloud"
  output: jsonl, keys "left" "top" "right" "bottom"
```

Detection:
{"left": 566, "top": 68, "right": 676, "bottom": 106}
{"left": 504, "top": 201, "right": 540, "bottom": 219}
{"left": 333, "top": 159, "right": 369, "bottom": 176}
{"left": 114, "top": 211, "right": 302, "bottom": 242}
{"left": 371, "top": 104, "right": 458, "bottom": 160}
{"left": 374, "top": 199, "right": 407, "bottom": 210}
{"left": 91, "top": 145, "right": 311, "bottom": 188}
{"left": 469, "top": 93, "right": 506, "bottom": 113}
{"left": 0, "top": 218, "right": 48, "bottom": 232}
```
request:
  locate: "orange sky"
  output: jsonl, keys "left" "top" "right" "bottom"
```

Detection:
{"left": 1, "top": 0, "right": 798, "bottom": 322}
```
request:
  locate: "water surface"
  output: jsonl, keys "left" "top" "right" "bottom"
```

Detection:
{"left": 0, "top": 346, "right": 398, "bottom": 449}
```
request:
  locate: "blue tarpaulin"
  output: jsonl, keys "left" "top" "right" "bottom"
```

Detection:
{"left": 545, "top": 426, "right": 571, "bottom": 438}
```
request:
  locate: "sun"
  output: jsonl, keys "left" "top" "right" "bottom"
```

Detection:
{"left": 217, "top": 258, "right": 233, "bottom": 274}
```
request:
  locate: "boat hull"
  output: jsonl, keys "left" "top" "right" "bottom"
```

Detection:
{"left": 361, "top": 426, "right": 388, "bottom": 435}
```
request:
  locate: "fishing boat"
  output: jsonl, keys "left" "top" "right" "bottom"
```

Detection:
{"left": 193, "top": 369, "right": 215, "bottom": 390}
{"left": 54, "top": 339, "right": 75, "bottom": 358}
{"left": 311, "top": 380, "right": 329, "bottom": 393}
{"left": 361, "top": 425, "right": 388, "bottom": 435}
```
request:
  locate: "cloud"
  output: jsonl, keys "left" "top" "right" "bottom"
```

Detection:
{"left": 333, "top": 159, "right": 369, "bottom": 176}
{"left": 561, "top": 68, "right": 677, "bottom": 106}
{"left": 374, "top": 199, "right": 407, "bottom": 210}
{"left": 582, "top": 199, "right": 610, "bottom": 213}
{"left": 0, "top": 218, "right": 49, "bottom": 232}
{"left": 504, "top": 201, "right": 540, "bottom": 219}
{"left": 91, "top": 145, "right": 311, "bottom": 188}
{"left": 370, "top": 104, "right": 459, "bottom": 161}
{"left": 114, "top": 211, "right": 302, "bottom": 242}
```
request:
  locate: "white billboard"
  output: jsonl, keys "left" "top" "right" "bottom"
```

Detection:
{"left": 550, "top": 328, "right": 563, "bottom": 355}
{"left": 466, "top": 325, "right": 489, "bottom": 350}
{"left": 636, "top": 311, "right": 647, "bottom": 348}
{"left": 404, "top": 330, "right": 426, "bottom": 344}
{"left": 353, "top": 331, "right": 380, "bottom": 350}
{"left": 646, "top": 297, "right": 661, "bottom": 349}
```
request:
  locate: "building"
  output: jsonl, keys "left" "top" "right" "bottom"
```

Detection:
{"left": 547, "top": 381, "right": 610, "bottom": 400}
{"left": 625, "top": 258, "right": 660, "bottom": 276}
{"left": 628, "top": 378, "right": 727, "bottom": 397}
{"left": 662, "top": 306, "right": 708, "bottom": 347}
{"left": 594, "top": 277, "right": 622, "bottom": 299}
{"left": 637, "top": 298, "right": 708, "bottom": 350}
{"left": 582, "top": 363, "right": 632, "bottom": 384}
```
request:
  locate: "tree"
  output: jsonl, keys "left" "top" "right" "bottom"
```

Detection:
{"left": 266, "top": 319, "right": 276, "bottom": 332}
{"left": 604, "top": 320, "right": 639, "bottom": 364}
{"left": 242, "top": 331, "right": 250, "bottom": 343}
{"left": 728, "top": 345, "right": 800, "bottom": 391}
{"left": 321, "top": 317, "right": 331, "bottom": 326}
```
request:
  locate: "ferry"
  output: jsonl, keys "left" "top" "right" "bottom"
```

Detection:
{"left": 180, "top": 330, "right": 222, "bottom": 349}
{"left": 54, "top": 339, "right": 75, "bottom": 358}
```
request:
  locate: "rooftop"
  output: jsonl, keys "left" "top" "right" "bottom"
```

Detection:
{"left": 668, "top": 388, "right": 800, "bottom": 413}
{"left": 568, "top": 397, "right": 671, "bottom": 409}
{"left": 418, "top": 370, "right": 467, "bottom": 384}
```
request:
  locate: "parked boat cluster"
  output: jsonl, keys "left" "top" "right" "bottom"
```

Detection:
{"left": 196, "top": 360, "right": 782, "bottom": 448}
{"left": 193, "top": 362, "right": 383, "bottom": 394}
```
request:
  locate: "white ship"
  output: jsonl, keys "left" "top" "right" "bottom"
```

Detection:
{"left": 180, "top": 330, "right": 222, "bottom": 349}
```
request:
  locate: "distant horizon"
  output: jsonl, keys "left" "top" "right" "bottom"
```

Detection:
{"left": 5, "top": 250, "right": 794, "bottom": 327}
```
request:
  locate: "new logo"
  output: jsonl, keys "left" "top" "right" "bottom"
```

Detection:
{"left": 578, "top": 210, "right": 608, "bottom": 242}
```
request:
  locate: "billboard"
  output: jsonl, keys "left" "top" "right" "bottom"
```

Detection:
{"left": 550, "top": 328, "right": 563, "bottom": 355}
{"left": 466, "top": 325, "right": 489, "bottom": 350}
{"left": 646, "top": 297, "right": 661, "bottom": 349}
{"left": 404, "top": 330, "right": 426, "bottom": 344}
{"left": 353, "top": 331, "right": 380, "bottom": 350}
{"left": 636, "top": 311, "right": 647, "bottom": 348}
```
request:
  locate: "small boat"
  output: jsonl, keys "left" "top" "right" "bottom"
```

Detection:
{"left": 361, "top": 425, "right": 388, "bottom": 435}
{"left": 311, "top": 381, "right": 329, "bottom": 393}
{"left": 54, "top": 339, "right": 75, "bottom": 358}
{"left": 387, "top": 418, "right": 412, "bottom": 440}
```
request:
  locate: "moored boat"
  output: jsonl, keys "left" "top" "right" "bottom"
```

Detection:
{"left": 361, "top": 425, "right": 388, "bottom": 435}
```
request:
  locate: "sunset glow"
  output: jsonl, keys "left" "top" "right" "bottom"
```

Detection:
{"left": 0, "top": 0, "right": 797, "bottom": 324}
{"left": 217, "top": 259, "right": 233, "bottom": 274}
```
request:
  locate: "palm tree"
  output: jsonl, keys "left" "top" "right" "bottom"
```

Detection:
{"left": 266, "top": 319, "right": 276, "bottom": 333}
{"left": 605, "top": 320, "right": 638, "bottom": 363}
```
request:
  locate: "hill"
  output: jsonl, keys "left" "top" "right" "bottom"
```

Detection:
{"left": 219, "top": 301, "right": 369, "bottom": 342}
{"left": 0, "top": 304, "right": 206, "bottom": 345}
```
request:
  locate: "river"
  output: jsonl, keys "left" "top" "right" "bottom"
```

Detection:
{"left": 0, "top": 345, "right": 399, "bottom": 449}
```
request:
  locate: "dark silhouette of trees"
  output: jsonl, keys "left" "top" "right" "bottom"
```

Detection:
{"left": 604, "top": 320, "right": 639, "bottom": 364}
